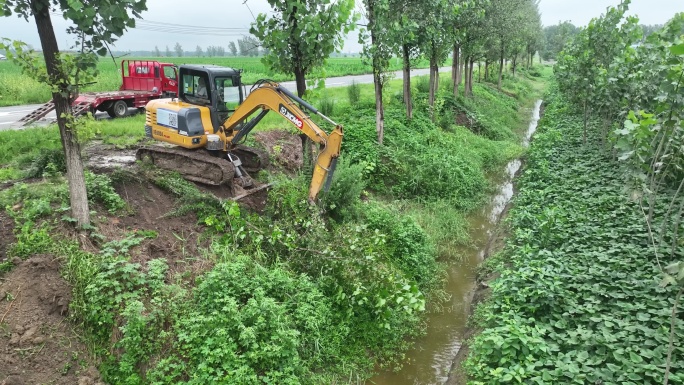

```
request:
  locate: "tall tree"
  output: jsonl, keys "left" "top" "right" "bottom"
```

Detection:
{"left": 228, "top": 41, "right": 237, "bottom": 56}
{"left": 195, "top": 45, "right": 203, "bottom": 57}
{"left": 485, "top": 0, "right": 527, "bottom": 89}
{"left": 174, "top": 42, "right": 183, "bottom": 57}
{"left": 165, "top": 45, "right": 171, "bottom": 57}
{"left": 1, "top": 0, "right": 146, "bottom": 226}
{"left": 542, "top": 21, "right": 579, "bottom": 61}
{"left": 388, "top": 0, "right": 420, "bottom": 118}
{"left": 154, "top": 45, "right": 160, "bottom": 57}
{"left": 361, "top": 0, "right": 394, "bottom": 144}
{"left": 251, "top": 0, "right": 355, "bottom": 97}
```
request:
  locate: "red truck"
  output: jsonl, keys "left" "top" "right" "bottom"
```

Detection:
{"left": 17, "top": 60, "right": 178, "bottom": 126}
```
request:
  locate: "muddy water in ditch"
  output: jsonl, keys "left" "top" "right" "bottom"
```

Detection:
{"left": 368, "top": 100, "right": 543, "bottom": 385}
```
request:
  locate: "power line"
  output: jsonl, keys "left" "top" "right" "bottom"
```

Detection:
{"left": 50, "top": 12, "right": 253, "bottom": 36}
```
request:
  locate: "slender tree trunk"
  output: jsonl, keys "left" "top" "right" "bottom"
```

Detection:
{"left": 485, "top": 60, "right": 489, "bottom": 82}
{"left": 498, "top": 42, "right": 505, "bottom": 90}
{"left": 452, "top": 43, "right": 460, "bottom": 98}
{"left": 33, "top": 3, "right": 89, "bottom": 226}
{"left": 294, "top": 67, "right": 307, "bottom": 97}
{"left": 477, "top": 61, "right": 481, "bottom": 83}
{"left": 428, "top": 53, "right": 437, "bottom": 108}
{"left": 512, "top": 57, "right": 517, "bottom": 77}
{"left": 374, "top": 73, "right": 384, "bottom": 144}
{"left": 402, "top": 43, "right": 413, "bottom": 119}
{"left": 370, "top": 26, "right": 384, "bottom": 145}
{"left": 464, "top": 58, "right": 471, "bottom": 97}
{"left": 458, "top": 59, "right": 464, "bottom": 86}
{"left": 469, "top": 59, "right": 475, "bottom": 94}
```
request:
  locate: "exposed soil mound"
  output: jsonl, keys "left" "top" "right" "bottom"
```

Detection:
{"left": 0, "top": 255, "right": 102, "bottom": 385}
{"left": 108, "top": 179, "right": 208, "bottom": 272}
{"left": 255, "top": 130, "right": 303, "bottom": 172}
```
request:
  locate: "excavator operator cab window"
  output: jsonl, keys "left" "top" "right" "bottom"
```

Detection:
{"left": 215, "top": 76, "right": 242, "bottom": 114}
{"left": 182, "top": 73, "right": 211, "bottom": 106}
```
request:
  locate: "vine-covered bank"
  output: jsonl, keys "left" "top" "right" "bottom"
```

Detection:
{"left": 464, "top": 92, "right": 684, "bottom": 384}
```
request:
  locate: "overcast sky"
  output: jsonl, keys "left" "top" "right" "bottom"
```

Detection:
{"left": 0, "top": 0, "right": 682, "bottom": 53}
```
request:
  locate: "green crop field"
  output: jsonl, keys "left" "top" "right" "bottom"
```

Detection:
{"left": 0, "top": 56, "right": 430, "bottom": 107}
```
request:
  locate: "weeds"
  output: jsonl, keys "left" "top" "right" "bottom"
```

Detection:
{"left": 347, "top": 80, "right": 361, "bottom": 106}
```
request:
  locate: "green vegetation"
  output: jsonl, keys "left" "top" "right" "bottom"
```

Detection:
{"left": 0, "top": 61, "right": 543, "bottom": 383}
{"left": 465, "top": 91, "right": 684, "bottom": 384}
{"left": 465, "top": 5, "right": 684, "bottom": 383}
{"left": 0, "top": 56, "right": 434, "bottom": 107}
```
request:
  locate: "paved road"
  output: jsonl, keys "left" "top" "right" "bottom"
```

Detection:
{"left": 0, "top": 66, "right": 450, "bottom": 130}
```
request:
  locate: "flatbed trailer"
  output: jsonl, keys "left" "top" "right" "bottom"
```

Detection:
{"left": 16, "top": 60, "right": 178, "bottom": 126}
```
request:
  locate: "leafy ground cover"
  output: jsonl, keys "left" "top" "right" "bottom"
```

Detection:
{"left": 464, "top": 92, "right": 684, "bottom": 384}
{"left": 0, "top": 67, "right": 543, "bottom": 383}
{"left": 0, "top": 56, "right": 435, "bottom": 107}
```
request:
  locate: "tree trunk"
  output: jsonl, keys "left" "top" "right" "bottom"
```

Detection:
{"left": 370, "top": 26, "right": 384, "bottom": 145}
{"left": 452, "top": 43, "right": 460, "bottom": 97}
{"left": 402, "top": 43, "right": 413, "bottom": 119}
{"left": 512, "top": 56, "right": 517, "bottom": 77}
{"left": 464, "top": 58, "right": 470, "bottom": 97}
{"left": 374, "top": 72, "right": 384, "bottom": 145}
{"left": 428, "top": 54, "right": 437, "bottom": 108}
{"left": 498, "top": 41, "right": 505, "bottom": 90}
{"left": 32, "top": 2, "right": 89, "bottom": 226}
{"left": 485, "top": 60, "right": 489, "bottom": 82}
{"left": 458, "top": 60, "right": 464, "bottom": 86}
{"left": 294, "top": 67, "right": 307, "bottom": 97}
{"left": 469, "top": 59, "right": 475, "bottom": 95}
{"left": 477, "top": 61, "right": 481, "bottom": 83}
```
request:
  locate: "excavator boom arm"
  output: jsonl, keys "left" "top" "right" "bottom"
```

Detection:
{"left": 222, "top": 82, "right": 344, "bottom": 201}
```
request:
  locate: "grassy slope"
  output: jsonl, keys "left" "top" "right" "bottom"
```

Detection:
{"left": 465, "top": 93, "right": 684, "bottom": 383}
{"left": 0, "top": 67, "right": 546, "bottom": 383}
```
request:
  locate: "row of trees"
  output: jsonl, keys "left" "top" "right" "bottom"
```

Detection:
{"left": 541, "top": 20, "right": 665, "bottom": 61}
{"left": 151, "top": 37, "right": 264, "bottom": 58}
{"left": 555, "top": 4, "right": 683, "bottom": 381}
{"left": 253, "top": 0, "right": 544, "bottom": 144}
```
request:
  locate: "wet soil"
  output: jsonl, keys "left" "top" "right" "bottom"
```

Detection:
{"left": 0, "top": 256, "right": 103, "bottom": 385}
{"left": 254, "top": 130, "right": 303, "bottom": 173}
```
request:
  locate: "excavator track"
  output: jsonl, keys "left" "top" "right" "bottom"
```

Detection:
{"left": 136, "top": 146, "right": 235, "bottom": 186}
{"left": 230, "top": 145, "right": 270, "bottom": 173}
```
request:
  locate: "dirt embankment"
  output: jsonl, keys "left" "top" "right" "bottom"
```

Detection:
{"left": 0, "top": 256, "right": 103, "bottom": 385}
{"left": 1, "top": 129, "right": 303, "bottom": 384}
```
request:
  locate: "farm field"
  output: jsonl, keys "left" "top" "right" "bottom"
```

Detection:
{"left": 0, "top": 56, "right": 432, "bottom": 107}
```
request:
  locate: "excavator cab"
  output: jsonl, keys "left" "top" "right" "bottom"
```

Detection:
{"left": 141, "top": 65, "right": 343, "bottom": 201}
{"left": 178, "top": 65, "right": 244, "bottom": 130}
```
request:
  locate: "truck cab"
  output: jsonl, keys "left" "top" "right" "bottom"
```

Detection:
{"left": 121, "top": 60, "right": 178, "bottom": 97}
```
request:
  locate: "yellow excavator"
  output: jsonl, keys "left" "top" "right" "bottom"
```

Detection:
{"left": 138, "top": 64, "right": 344, "bottom": 200}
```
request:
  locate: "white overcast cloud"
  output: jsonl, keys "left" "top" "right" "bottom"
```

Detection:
{"left": 0, "top": 0, "right": 682, "bottom": 53}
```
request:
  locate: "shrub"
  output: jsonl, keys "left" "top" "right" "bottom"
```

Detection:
{"left": 319, "top": 93, "right": 335, "bottom": 116}
{"left": 23, "top": 148, "right": 66, "bottom": 178}
{"left": 85, "top": 172, "right": 127, "bottom": 213}
{"left": 347, "top": 80, "right": 361, "bottom": 106}
{"left": 416, "top": 76, "right": 430, "bottom": 93}
{"left": 320, "top": 158, "right": 366, "bottom": 222}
